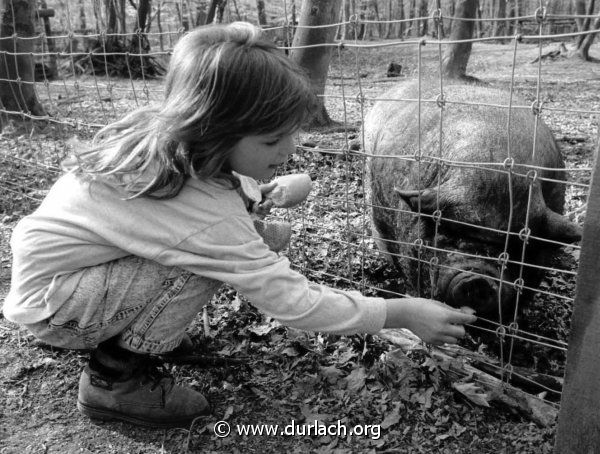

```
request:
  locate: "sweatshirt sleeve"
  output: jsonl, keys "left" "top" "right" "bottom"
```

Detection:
{"left": 153, "top": 215, "right": 387, "bottom": 334}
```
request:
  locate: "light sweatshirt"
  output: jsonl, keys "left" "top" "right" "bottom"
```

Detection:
{"left": 4, "top": 172, "right": 387, "bottom": 334}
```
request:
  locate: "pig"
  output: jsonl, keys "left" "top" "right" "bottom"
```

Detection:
{"left": 363, "top": 80, "right": 582, "bottom": 324}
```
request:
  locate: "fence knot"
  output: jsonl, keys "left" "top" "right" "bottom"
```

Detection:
{"left": 508, "top": 321, "right": 519, "bottom": 335}
{"left": 513, "top": 278, "right": 525, "bottom": 293}
{"left": 525, "top": 169, "right": 538, "bottom": 184}
{"left": 514, "top": 33, "right": 523, "bottom": 43}
{"left": 431, "top": 8, "right": 442, "bottom": 25}
{"left": 429, "top": 256, "right": 439, "bottom": 267}
{"left": 531, "top": 99, "right": 543, "bottom": 116}
{"left": 518, "top": 227, "right": 531, "bottom": 243}
{"left": 413, "top": 152, "right": 421, "bottom": 162}
{"left": 497, "top": 252, "right": 509, "bottom": 266}
{"left": 502, "top": 157, "right": 514, "bottom": 170}
{"left": 413, "top": 238, "right": 424, "bottom": 251}
{"left": 419, "top": 38, "right": 427, "bottom": 47}
{"left": 503, "top": 363, "right": 514, "bottom": 378}
{"left": 495, "top": 325, "right": 506, "bottom": 340}
{"left": 435, "top": 93, "right": 446, "bottom": 109}
{"left": 349, "top": 13, "right": 360, "bottom": 36}
{"left": 534, "top": 7, "right": 547, "bottom": 24}
{"left": 355, "top": 93, "right": 365, "bottom": 105}
{"left": 432, "top": 209, "right": 443, "bottom": 223}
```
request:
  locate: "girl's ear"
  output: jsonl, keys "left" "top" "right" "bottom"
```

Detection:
{"left": 395, "top": 188, "right": 451, "bottom": 214}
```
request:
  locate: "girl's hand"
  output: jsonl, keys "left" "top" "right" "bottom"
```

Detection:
{"left": 384, "top": 297, "right": 477, "bottom": 345}
{"left": 252, "top": 182, "right": 278, "bottom": 218}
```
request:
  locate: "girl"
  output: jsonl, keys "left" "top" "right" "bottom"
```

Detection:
{"left": 4, "top": 22, "right": 476, "bottom": 428}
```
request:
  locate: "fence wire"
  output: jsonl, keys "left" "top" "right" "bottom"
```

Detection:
{"left": 1, "top": 1, "right": 599, "bottom": 411}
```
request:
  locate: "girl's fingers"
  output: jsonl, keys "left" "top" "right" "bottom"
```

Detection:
{"left": 445, "top": 324, "right": 466, "bottom": 339}
{"left": 260, "top": 182, "right": 278, "bottom": 195}
{"left": 431, "top": 336, "right": 458, "bottom": 346}
{"left": 447, "top": 309, "right": 477, "bottom": 325}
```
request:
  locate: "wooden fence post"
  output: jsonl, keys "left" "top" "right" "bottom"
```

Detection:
{"left": 555, "top": 143, "right": 600, "bottom": 453}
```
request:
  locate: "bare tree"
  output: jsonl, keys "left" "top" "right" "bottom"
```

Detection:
{"left": 571, "top": 0, "right": 600, "bottom": 61}
{"left": 492, "top": 0, "right": 507, "bottom": 37}
{"left": 291, "top": 0, "right": 342, "bottom": 127}
{"left": 206, "top": 0, "right": 228, "bottom": 24}
{"left": 441, "top": 0, "right": 477, "bottom": 80}
{"left": 532, "top": 0, "right": 599, "bottom": 63}
{"left": 130, "top": 0, "right": 151, "bottom": 53}
{"left": 256, "top": 0, "right": 267, "bottom": 26}
{"left": 0, "top": 0, "right": 46, "bottom": 122}
{"left": 72, "top": 0, "right": 164, "bottom": 78}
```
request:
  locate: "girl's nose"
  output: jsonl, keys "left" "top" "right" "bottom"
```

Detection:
{"left": 282, "top": 135, "right": 295, "bottom": 156}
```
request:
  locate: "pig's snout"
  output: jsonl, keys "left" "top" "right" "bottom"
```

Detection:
{"left": 436, "top": 262, "right": 516, "bottom": 320}
{"left": 447, "top": 271, "right": 497, "bottom": 306}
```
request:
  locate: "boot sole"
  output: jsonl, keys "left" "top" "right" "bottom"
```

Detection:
{"left": 77, "top": 400, "right": 210, "bottom": 429}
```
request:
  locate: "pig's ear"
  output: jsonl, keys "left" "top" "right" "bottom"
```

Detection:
{"left": 395, "top": 188, "right": 448, "bottom": 213}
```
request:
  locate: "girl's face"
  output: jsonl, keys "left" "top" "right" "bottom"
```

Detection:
{"left": 228, "top": 131, "right": 296, "bottom": 180}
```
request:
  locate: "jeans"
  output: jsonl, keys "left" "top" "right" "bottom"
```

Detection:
{"left": 24, "top": 256, "right": 221, "bottom": 354}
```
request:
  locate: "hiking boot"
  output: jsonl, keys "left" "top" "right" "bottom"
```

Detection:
{"left": 77, "top": 341, "right": 211, "bottom": 428}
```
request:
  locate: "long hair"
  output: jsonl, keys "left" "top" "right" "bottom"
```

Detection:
{"left": 67, "top": 22, "right": 317, "bottom": 199}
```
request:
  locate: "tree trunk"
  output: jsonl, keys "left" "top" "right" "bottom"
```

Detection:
{"left": 0, "top": 0, "right": 46, "bottom": 120}
{"left": 38, "top": 0, "right": 57, "bottom": 79}
{"left": 384, "top": 0, "right": 392, "bottom": 38}
{"left": 512, "top": 0, "right": 519, "bottom": 34}
{"left": 79, "top": 0, "right": 86, "bottom": 29}
{"left": 447, "top": 0, "right": 455, "bottom": 35}
{"left": 215, "top": 0, "right": 227, "bottom": 23}
{"left": 119, "top": 0, "right": 126, "bottom": 35}
{"left": 93, "top": 0, "right": 102, "bottom": 33}
{"left": 492, "top": 0, "right": 506, "bottom": 37}
{"left": 256, "top": 0, "right": 267, "bottom": 25}
{"left": 570, "top": 0, "right": 600, "bottom": 61}
{"left": 195, "top": 1, "right": 208, "bottom": 26}
{"left": 574, "top": 0, "right": 587, "bottom": 33}
{"left": 291, "top": 0, "right": 342, "bottom": 128}
{"left": 419, "top": 0, "right": 428, "bottom": 37}
{"left": 130, "top": 0, "right": 151, "bottom": 53}
{"left": 136, "top": 0, "right": 151, "bottom": 33}
{"left": 475, "top": 0, "right": 481, "bottom": 37}
{"left": 406, "top": 0, "right": 416, "bottom": 37}
{"left": 104, "top": 0, "right": 119, "bottom": 49}
{"left": 206, "top": 0, "right": 218, "bottom": 24}
{"left": 574, "top": 15, "right": 600, "bottom": 60}
{"left": 157, "top": 0, "right": 163, "bottom": 51}
{"left": 397, "top": 0, "right": 404, "bottom": 38}
{"left": 441, "top": 0, "right": 476, "bottom": 80}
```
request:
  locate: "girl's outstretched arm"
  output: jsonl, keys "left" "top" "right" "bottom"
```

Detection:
{"left": 384, "top": 298, "right": 477, "bottom": 345}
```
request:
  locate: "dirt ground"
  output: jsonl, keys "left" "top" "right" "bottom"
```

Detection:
{"left": 1, "top": 39, "right": 599, "bottom": 453}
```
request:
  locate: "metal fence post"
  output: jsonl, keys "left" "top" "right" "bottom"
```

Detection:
{"left": 555, "top": 143, "right": 600, "bottom": 453}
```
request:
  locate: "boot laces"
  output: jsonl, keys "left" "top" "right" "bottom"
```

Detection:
{"left": 139, "top": 359, "right": 175, "bottom": 393}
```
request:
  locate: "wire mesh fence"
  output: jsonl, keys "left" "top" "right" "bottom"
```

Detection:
{"left": 1, "top": 0, "right": 599, "bottom": 420}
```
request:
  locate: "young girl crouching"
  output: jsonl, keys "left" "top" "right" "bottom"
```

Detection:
{"left": 4, "top": 22, "right": 476, "bottom": 428}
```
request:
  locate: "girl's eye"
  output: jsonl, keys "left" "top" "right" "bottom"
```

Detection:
{"left": 264, "top": 139, "right": 280, "bottom": 146}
